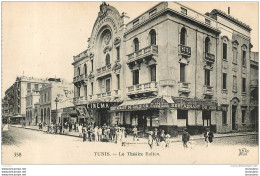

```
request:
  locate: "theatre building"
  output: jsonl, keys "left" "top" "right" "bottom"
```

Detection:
{"left": 73, "top": 2, "right": 258, "bottom": 135}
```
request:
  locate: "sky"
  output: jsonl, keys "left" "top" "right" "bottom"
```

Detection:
{"left": 2, "top": 1, "right": 259, "bottom": 97}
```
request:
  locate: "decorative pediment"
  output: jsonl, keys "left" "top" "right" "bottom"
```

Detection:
{"left": 179, "top": 56, "right": 190, "bottom": 65}
{"left": 232, "top": 40, "right": 239, "bottom": 47}
{"left": 103, "top": 46, "right": 112, "bottom": 54}
{"left": 88, "top": 71, "right": 95, "bottom": 79}
{"left": 89, "top": 52, "right": 94, "bottom": 59}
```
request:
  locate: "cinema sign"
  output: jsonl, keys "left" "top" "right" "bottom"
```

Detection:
{"left": 86, "top": 102, "right": 110, "bottom": 109}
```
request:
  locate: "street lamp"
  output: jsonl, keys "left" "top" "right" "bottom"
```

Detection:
{"left": 54, "top": 97, "right": 59, "bottom": 124}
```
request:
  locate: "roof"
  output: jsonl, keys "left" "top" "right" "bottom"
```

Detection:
{"left": 209, "top": 9, "right": 251, "bottom": 31}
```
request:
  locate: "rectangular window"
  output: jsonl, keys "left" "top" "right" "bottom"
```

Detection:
{"left": 242, "top": 109, "right": 246, "bottom": 123}
{"left": 91, "top": 60, "right": 94, "bottom": 71}
{"left": 133, "top": 70, "right": 139, "bottom": 85}
{"left": 177, "top": 110, "right": 188, "bottom": 119}
{"left": 222, "top": 111, "right": 227, "bottom": 124}
{"left": 205, "top": 69, "right": 210, "bottom": 86}
{"left": 205, "top": 19, "right": 211, "bottom": 25}
{"left": 105, "top": 78, "right": 111, "bottom": 92}
{"left": 117, "top": 75, "right": 120, "bottom": 90}
{"left": 233, "top": 48, "right": 237, "bottom": 64}
{"left": 116, "top": 47, "right": 120, "bottom": 61}
{"left": 223, "top": 43, "right": 227, "bottom": 60}
{"left": 44, "top": 94, "right": 46, "bottom": 102}
{"left": 84, "top": 86, "right": 87, "bottom": 97}
{"left": 133, "top": 19, "right": 139, "bottom": 26}
{"left": 149, "top": 8, "right": 157, "bottom": 16}
{"left": 27, "top": 83, "right": 31, "bottom": 90}
{"left": 47, "top": 92, "right": 50, "bottom": 101}
{"left": 150, "top": 65, "right": 156, "bottom": 82}
{"left": 34, "top": 84, "right": 39, "bottom": 91}
{"left": 233, "top": 75, "right": 237, "bottom": 91}
{"left": 91, "top": 83, "right": 93, "bottom": 95}
{"left": 242, "top": 50, "right": 246, "bottom": 66}
{"left": 223, "top": 73, "right": 227, "bottom": 90}
{"left": 202, "top": 111, "right": 211, "bottom": 126}
{"left": 77, "top": 87, "right": 80, "bottom": 97}
{"left": 242, "top": 78, "right": 246, "bottom": 93}
{"left": 181, "top": 7, "right": 187, "bottom": 15}
{"left": 180, "top": 64, "right": 185, "bottom": 82}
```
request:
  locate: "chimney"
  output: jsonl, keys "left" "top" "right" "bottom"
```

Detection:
{"left": 228, "top": 7, "right": 230, "bottom": 15}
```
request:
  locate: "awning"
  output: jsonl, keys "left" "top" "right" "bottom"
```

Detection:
{"left": 115, "top": 97, "right": 173, "bottom": 111}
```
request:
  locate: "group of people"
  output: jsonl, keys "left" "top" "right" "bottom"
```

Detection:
{"left": 38, "top": 122, "right": 214, "bottom": 148}
{"left": 147, "top": 128, "right": 171, "bottom": 149}
{"left": 182, "top": 128, "right": 214, "bottom": 149}
{"left": 80, "top": 124, "right": 127, "bottom": 146}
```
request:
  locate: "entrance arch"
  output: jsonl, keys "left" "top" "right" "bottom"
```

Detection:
{"left": 230, "top": 97, "right": 240, "bottom": 130}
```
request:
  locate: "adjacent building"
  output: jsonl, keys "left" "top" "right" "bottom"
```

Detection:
{"left": 39, "top": 78, "right": 74, "bottom": 125}
{"left": 3, "top": 76, "right": 49, "bottom": 124}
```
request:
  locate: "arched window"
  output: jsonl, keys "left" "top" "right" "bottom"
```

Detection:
{"left": 133, "top": 38, "right": 139, "bottom": 52}
{"left": 205, "top": 37, "right": 210, "bottom": 53}
{"left": 78, "top": 67, "right": 80, "bottom": 76}
{"left": 106, "top": 54, "right": 110, "bottom": 65}
{"left": 84, "top": 64, "right": 87, "bottom": 75}
{"left": 180, "top": 27, "right": 187, "bottom": 45}
{"left": 149, "top": 29, "right": 156, "bottom": 45}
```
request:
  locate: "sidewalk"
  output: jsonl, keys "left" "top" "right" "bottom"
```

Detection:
{"left": 11, "top": 124, "right": 258, "bottom": 144}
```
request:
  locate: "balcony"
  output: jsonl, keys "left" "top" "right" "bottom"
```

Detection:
{"left": 126, "top": 81, "right": 158, "bottom": 97}
{"left": 205, "top": 52, "right": 215, "bottom": 62}
{"left": 178, "top": 82, "right": 191, "bottom": 95}
{"left": 126, "top": 45, "right": 158, "bottom": 66}
{"left": 178, "top": 44, "right": 191, "bottom": 57}
{"left": 203, "top": 85, "right": 214, "bottom": 97}
{"left": 96, "top": 91, "right": 112, "bottom": 99}
{"left": 73, "top": 74, "right": 88, "bottom": 83}
{"left": 96, "top": 64, "right": 112, "bottom": 78}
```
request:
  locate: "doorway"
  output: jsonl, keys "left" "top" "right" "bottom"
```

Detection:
{"left": 232, "top": 105, "right": 237, "bottom": 130}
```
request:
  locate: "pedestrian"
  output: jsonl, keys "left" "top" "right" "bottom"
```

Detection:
{"left": 98, "top": 126, "right": 102, "bottom": 142}
{"left": 148, "top": 131, "right": 153, "bottom": 149}
{"left": 39, "top": 123, "right": 42, "bottom": 130}
{"left": 160, "top": 129, "right": 166, "bottom": 142}
{"left": 204, "top": 128, "right": 214, "bottom": 147}
{"left": 78, "top": 123, "right": 83, "bottom": 137}
{"left": 94, "top": 126, "right": 98, "bottom": 142}
{"left": 82, "top": 124, "right": 87, "bottom": 142}
{"left": 182, "top": 128, "right": 190, "bottom": 149}
{"left": 76, "top": 123, "right": 79, "bottom": 132}
{"left": 110, "top": 126, "right": 115, "bottom": 142}
{"left": 165, "top": 134, "right": 171, "bottom": 148}
{"left": 153, "top": 128, "right": 159, "bottom": 146}
{"left": 132, "top": 126, "right": 138, "bottom": 141}
{"left": 121, "top": 127, "right": 126, "bottom": 146}
{"left": 116, "top": 126, "right": 120, "bottom": 144}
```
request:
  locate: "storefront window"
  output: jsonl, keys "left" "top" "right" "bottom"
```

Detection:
{"left": 177, "top": 110, "right": 188, "bottom": 119}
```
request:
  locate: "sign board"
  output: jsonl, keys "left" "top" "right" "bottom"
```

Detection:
{"left": 159, "top": 79, "right": 176, "bottom": 86}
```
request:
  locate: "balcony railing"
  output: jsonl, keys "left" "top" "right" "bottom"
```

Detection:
{"left": 73, "top": 96, "right": 88, "bottom": 105}
{"left": 127, "top": 45, "right": 158, "bottom": 63}
{"left": 96, "top": 91, "right": 112, "bottom": 99}
{"left": 178, "top": 44, "right": 191, "bottom": 57}
{"left": 126, "top": 81, "right": 158, "bottom": 95}
{"left": 203, "top": 85, "right": 214, "bottom": 96}
{"left": 178, "top": 82, "right": 191, "bottom": 93}
{"left": 96, "top": 64, "right": 112, "bottom": 77}
{"left": 73, "top": 74, "right": 88, "bottom": 83}
{"left": 205, "top": 52, "right": 215, "bottom": 62}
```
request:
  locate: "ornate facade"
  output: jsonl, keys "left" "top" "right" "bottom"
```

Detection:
{"left": 72, "top": 2, "right": 258, "bottom": 135}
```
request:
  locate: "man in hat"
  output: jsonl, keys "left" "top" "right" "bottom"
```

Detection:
{"left": 148, "top": 131, "right": 154, "bottom": 149}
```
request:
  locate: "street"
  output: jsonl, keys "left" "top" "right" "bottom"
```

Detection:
{"left": 2, "top": 126, "right": 258, "bottom": 164}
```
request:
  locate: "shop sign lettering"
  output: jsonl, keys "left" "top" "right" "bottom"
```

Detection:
{"left": 86, "top": 103, "right": 110, "bottom": 109}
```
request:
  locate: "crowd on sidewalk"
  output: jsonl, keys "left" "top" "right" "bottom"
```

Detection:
{"left": 37, "top": 122, "right": 215, "bottom": 149}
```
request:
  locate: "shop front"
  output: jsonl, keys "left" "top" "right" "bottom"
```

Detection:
{"left": 115, "top": 96, "right": 224, "bottom": 136}
{"left": 61, "top": 107, "right": 78, "bottom": 124}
